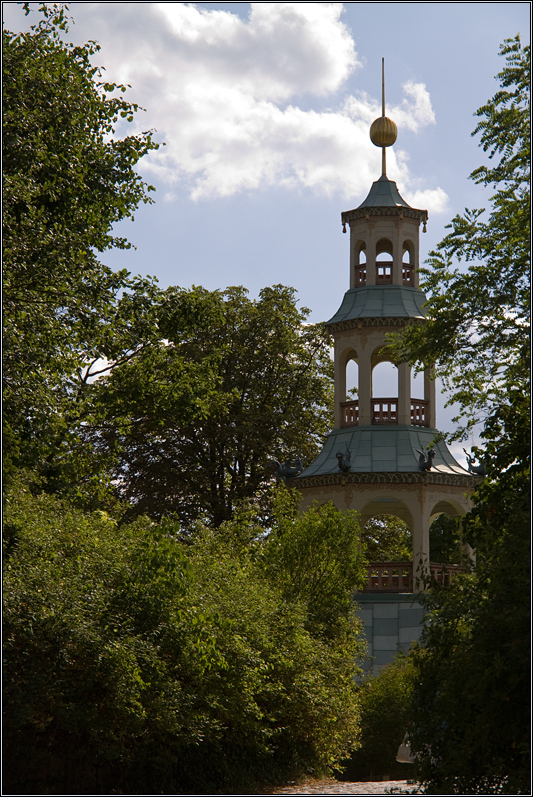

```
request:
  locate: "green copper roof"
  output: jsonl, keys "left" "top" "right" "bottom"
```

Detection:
{"left": 357, "top": 175, "right": 411, "bottom": 209}
{"left": 327, "top": 286, "right": 427, "bottom": 326}
{"left": 297, "top": 426, "right": 471, "bottom": 478}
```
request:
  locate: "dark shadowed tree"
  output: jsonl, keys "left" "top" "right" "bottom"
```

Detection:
{"left": 88, "top": 284, "right": 334, "bottom": 526}
{"left": 400, "top": 37, "right": 530, "bottom": 794}
{"left": 3, "top": 3, "right": 160, "bottom": 483}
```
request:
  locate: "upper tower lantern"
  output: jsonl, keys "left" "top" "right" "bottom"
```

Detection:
{"left": 294, "top": 61, "right": 479, "bottom": 589}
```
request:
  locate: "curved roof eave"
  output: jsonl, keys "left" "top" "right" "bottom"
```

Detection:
{"left": 326, "top": 286, "right": 427, "bottom": 326}
{"left": 296, "top": 426, "right": 473, "bottom": 479}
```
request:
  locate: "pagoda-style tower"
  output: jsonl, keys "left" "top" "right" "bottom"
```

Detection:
{"left": 295, "top": 63, "right": 478, "bottom": 592}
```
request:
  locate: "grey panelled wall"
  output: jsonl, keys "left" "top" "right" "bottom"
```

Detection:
{"left": 357, "top": 593, "right": 426, "bottom": 675}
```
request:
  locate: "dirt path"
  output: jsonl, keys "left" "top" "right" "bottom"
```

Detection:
{"left": 254, "top": 777, "right": 417, "bottom": 794}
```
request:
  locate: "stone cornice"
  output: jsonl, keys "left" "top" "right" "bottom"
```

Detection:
{"left": 295, "top": 471, "right": 480, "bottom": 489}
{"left": 327, "top": 316, "right": 424, "bottom": 333}
{"left": 342, "top": 207, "right": 427, "bottom": 224}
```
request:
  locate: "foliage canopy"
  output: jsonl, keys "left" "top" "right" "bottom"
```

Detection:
{"left": 404, "top": 36, "right": 530, "bottom": 795}
{"left": 88, "top": 284, "right": 333, "bottom": 526}
{"left": 387, "top": 36, "right": 530, "bottom": 442}
{"left": 3, "top": 3, "right": 159, "bottom": 479}
{"left": 3, "top": 483, "right": 366, "bottom": 794}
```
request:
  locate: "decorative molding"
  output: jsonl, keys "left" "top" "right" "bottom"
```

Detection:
{"left": 327, "top": 316, "right": 424, "bottom": 333}
{"left": 342, "top": 207, "right": 427, "bottom": 224}
{"left": 295, "top": 471, "right": 479, "bottom": 489}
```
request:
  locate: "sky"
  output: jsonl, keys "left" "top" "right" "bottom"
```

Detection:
{"left": 4, "top": 1, "right": 530, "bottom": 462}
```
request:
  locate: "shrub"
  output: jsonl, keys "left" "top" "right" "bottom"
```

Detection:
{"left": 3, "top": 483, "right": 367, "bottom": 794}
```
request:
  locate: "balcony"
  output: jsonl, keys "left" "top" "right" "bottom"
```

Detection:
{"left": 341, "top": 399, "right": 429, "bottom": 428}
{"left": 402, "top": 265, "right": 414, "bottom": 285}
{"left": 376, "top": 264, "right": 392, "bottom": 284}
{"left": 354, "top": 263, "right": 414, "bottom": 286}
{"left": 372, "top": 398, "right": 397, "bottom": 424}
{"left": 362, "top": 562, "right": 468, "bottom": 593}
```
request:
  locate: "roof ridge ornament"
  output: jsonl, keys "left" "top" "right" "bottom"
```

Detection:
{"left": 369, "top": 58, "right": 398, "bottom": 177}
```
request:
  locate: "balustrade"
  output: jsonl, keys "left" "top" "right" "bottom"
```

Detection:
{"left": 341, "top": 400, "right": 359, "bottom": 427}
{"left": 376, "top": 263, "right": 392, "bottom": 284}
{"left": 365, "top": 562, "right": 413, "bottom": 592}
{"left": 411, "top": 399, "right": 429, "bottom": 427}
{"left": 340, "top": 398, "right": 429, "bottom": 428}
{"left": 402, "top": 264, "right": 414, "bottom": 285}
{"left": 352, "top": 264, "right": 415, "bottom": 286}
{"left": 363, "top": 562, "right": 468, "bottom": 592}
{"left": 355, "top": 265, "right": 366, "bottom": 286}
{"left": 372, "top": 398, "right": 397, "bottom": 424}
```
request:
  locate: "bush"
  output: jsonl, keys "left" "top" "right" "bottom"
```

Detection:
{"left": 3, "top": 483, "right": 366, "bottom": 794}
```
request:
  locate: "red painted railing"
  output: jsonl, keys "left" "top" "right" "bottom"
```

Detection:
{"left": 402, "top": 265, "right": 414, "bottom": 285}
{"left": 341, "top": 400, "right": 359, "bottom": 427}
{"left": 340, "top": 399, "right": 429, "bottom": 428}
{"left": 363, "top": 562, "right": 468, "bottom": 592}
{"left": 372, "top": 398, "right": 398, "bottom": 424}
{"left": 353, "top": 263, "right": 414, "bottom": 286}
{"left": 411, "top": 399, "right": 429, "bottom": 427}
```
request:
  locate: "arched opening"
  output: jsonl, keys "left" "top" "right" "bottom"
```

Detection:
{"left": 361, "top": 505, "right": 414, "bottom": 592}
{"left": 411, "top": 367, "right": 428, "bottom": 426}
{"left": 402, "top": 239, "right": 415, "bottom": 285}
{"left": 355, "top": 241, "right": 367, "bottom": 286}
{"left": 340, "top": 350, "right": 359, "bottom": 427}
{"left": 429, "top": 504, "right": 469, "bottom": 566}
{"left": 346, "top": 358, "right": 359, "bottom": 399}
{"left": 372, "top": 361, "right": 398, "bottom": 396}
{"left": 411, "top": 367, "right": 424, "bottom": 396}
{"left": 376, "top": 238, "right": 393, "bottom": 284}
{"left": 429, "top": 514, "right": 465, "bottom": 564}
{"left": 363, "top": 514, "right": 412, "bottom": 562}
{"left": 428, "top": 499, "right": 472, "bottom": 584}
{"left": 372, "top": 361, "right": 398, "bottom": 424}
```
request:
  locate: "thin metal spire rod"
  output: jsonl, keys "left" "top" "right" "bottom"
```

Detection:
{"left": 382, "top": 57, "right": 385, "bottom": 117}
{"left": 382, "top": 57, "right": 386, "bottom": 175}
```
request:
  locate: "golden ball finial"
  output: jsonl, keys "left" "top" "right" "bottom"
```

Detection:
{"left": 370, "top": 116, "right": 397, "bottom": 148}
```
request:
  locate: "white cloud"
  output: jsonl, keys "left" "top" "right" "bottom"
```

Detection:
{"left": 402, "top": 187, "right": 449, "bottom": 215}
{"left": 14, "top": 2, "right": 446, "bottom": 205}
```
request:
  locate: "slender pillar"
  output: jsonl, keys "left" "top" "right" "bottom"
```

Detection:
{"left": 424, "top": 368, "right": 436, "bottom": 428}
{"left": 359, "top": 356, "right": 372, "bottom": 425}
{"left": 392, "top": 224, "right": 402, "bottom": 285}
{"left": 398, "top": 362, "right": 411, "bottom": 425}
{"left": 411, "top": 513, "right": 430, "bottom": 591}
{"left": 366, "top": 230, "right": 377, "bottom": 285}
{"left": 334, "top": 350, "right": 346, "bottom": 428}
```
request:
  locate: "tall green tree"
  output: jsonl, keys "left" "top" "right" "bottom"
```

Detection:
{"left": 401, "top": 37, "right": 530, "bottom": 794}
{"left": 389, "top": 37, "right": 529, "bottom": 441}
{"left": 3, "top": 3, "right": 160, "bottom": 480}
{"left": 88, "top": 284, "right": 334, "bottom": 526}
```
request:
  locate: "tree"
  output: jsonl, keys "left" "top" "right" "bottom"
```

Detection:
{"left": 3, "top": 3, "right": 160, "bottom": 481}
{"left": 88, "top": 284, "right": 334, "bottom": 526}
{"left": 261, "top": 488, "right": 367, "bottom": 639}
{"left": 428, "top": 514, "right": 467, "bottom": 565}
{"left": 362, "top": 515, "right": 412, "bottom": 562}
{"left": 400, "top": 37, "right": 530, "bottom": 794}
{"left": 388, "top": 36, "right": 529, "bottom": 441}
